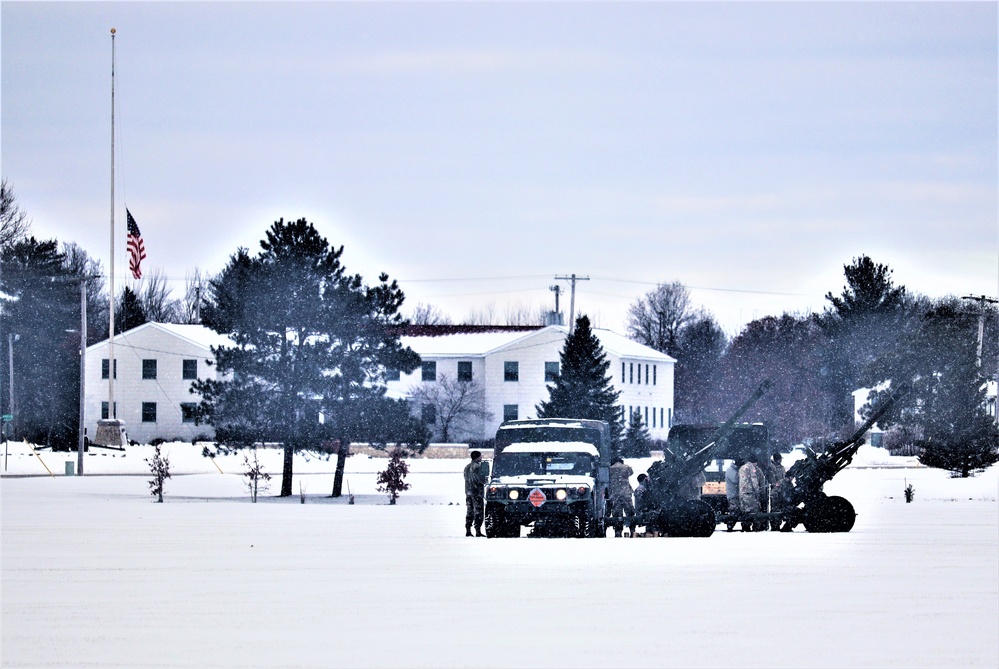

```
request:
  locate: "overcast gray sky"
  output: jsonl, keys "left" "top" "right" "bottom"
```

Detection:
{"left": 3, "top": 1, "right": 996, "bottom": 335}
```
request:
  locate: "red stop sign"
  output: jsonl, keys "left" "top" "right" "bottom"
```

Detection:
{"left": 528, "top": 488, "right": 546, "bottom": 508}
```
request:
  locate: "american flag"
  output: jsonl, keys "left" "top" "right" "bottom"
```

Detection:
{"left": 126, "top": 209, "right": 146, "bottom": 279}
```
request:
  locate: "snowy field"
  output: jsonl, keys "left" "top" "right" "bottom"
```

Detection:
{"left": 2, "top": 441, "right": 997, "bottom": 669}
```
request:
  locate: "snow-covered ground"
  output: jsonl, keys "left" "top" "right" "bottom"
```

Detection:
{"left": 2, "top": 441, "right": 997, "bottom": 669}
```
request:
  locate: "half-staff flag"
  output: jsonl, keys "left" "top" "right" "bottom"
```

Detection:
{"left": 126, "top": 209, "right": 146, "bottom": 279}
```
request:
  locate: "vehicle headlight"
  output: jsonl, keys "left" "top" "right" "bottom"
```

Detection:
{"left": 576, "top": 486, "right": 588, "bottom": 495}
{"left": 555, "top": 489, "right": 567, "bottom": 501}
{"left": 508, "top": 490, "right": 520, "bottom": 500}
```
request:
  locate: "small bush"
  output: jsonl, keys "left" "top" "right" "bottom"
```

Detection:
{"left": 146, "top": 444, "right": 171, "bottom": 503}
{"left": 376, "top": 448, "right": 411, "bottom": 505}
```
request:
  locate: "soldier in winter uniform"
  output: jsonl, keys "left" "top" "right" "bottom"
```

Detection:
{"left": 725, "top": 457, "right": 745, "bottom": 531}
{"left": 738, "top": 456, "right": 763, "bottom": 531}
{"left": 634, "top": 473, "right": 649, "bottom": 512}
{"left": 608, "top": 458, "right": 636, "bottom": 537}
{"left": 464, "top": 450, "right": 487, "bottom": 537}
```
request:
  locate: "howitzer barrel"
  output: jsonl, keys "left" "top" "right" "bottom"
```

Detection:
{"left": 830, "top": 382, "right": 910, "bottom": 459}
{"left": 685, "top": 379, "right": 774, "bottom": 467}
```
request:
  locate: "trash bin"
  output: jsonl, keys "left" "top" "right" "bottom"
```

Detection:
{"left": 65, "top": 461, "right": 75, "bottom": 476}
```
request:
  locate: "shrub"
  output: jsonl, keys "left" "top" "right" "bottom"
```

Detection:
{"left": 376, "top": 448, "right": 411, "bottom": 505}
{"left": 146, "top": 444, "right": 171, "bottom": 503}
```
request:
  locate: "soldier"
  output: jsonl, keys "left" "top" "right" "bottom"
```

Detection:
{"left": 609, "top": 458, "right": 636, "bottom": 537}
{"left": 463, "top": 450, "right": 487, "bottom": 537}
{"left": 768, "top": 452, "right": 788, "bottom": 531}
{"left": 725, "top": 457, "right": 744, "bottom": 531}
{"left": 738, "top": 456, "right": 763, "bottom": 531}
{"left": 634, "top": 473, "right": 649, "bottom": 512}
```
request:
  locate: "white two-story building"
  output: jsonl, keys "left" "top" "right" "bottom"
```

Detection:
{"left": 84, "top": 323, "right": 232, "bottom": 444}
{"left": 388, "top": 324, "right": 675, "bottom": 442}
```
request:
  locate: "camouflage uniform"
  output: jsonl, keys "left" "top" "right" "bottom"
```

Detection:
{"left": 464, "top": 458, "right": 487, "bottom": 536}
{"left": 738, "top": 461, "right": 763, "bottom": 531}
{"left": 608, "top": 461, "right": 635, "bottom": 536}
{"left": 724, "top": 462, "right": 741, "bottom": 530}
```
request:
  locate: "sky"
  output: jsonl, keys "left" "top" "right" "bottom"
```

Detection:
{"left": 2, "top": 1, "right": 997, "bottom": 336}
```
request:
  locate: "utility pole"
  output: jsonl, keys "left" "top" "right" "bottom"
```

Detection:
{"left": 549, "top": 284, "right": 562, "bottom": 325}
{"left": 554, "top": 274, "right": 590, "bottom": 334}
{"left": 961, "top": 294, "right": 998, "bottom": 369}
{"left": 77, "top": 279, "right": 87, "bottom": 475}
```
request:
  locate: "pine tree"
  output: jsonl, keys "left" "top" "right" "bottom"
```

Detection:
{"left": 0, "top": 237, "right": 82, "bottom": 447}
{"left": 536, "top": 315, "right": 623, "bottom": 443}
{"left": 115, "top": 286, "right": 147, "bottom": 334}
{"left": 194, "top": 218, "right": 423, "bottom": 497}
{"left": 868, "top": 302, "right": 999, "bottom": 477}
{"left": 820, "top": 255, "right": 907, "bottom": 430}
{"left": 622, "top": 409, "right": 651, "bottom": 457}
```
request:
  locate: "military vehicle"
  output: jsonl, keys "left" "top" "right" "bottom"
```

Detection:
{"left": 485, "top": 419, "right": 612, "bottom": 538}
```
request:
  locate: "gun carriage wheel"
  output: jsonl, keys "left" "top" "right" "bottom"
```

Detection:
{"left": 664, "top": 499, "right": 717, "bottom": 537}
{"left": 802, "top": 495, "right": 856, "bottom": 533}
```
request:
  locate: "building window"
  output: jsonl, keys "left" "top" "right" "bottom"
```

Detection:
{"left": 101, "top": 359, "right": 117, "bottom": 379}
{"left": 504, "top": 361, "right": 519, "bottom": 382}
{"left": 653, "top": 365, "right": 657, "bottom": 386}
{"left": 421, "top": 361, "right": 437, "bottom": 382}
{"left": 141, "top": 402, "right": 157, "bottom": 423}
{"left": 652, "top": 407, "right": 656, "bottom": 428}
{"left": 503, "top": 404, "right": 518, "bottom": 422}
{"left": 645, "top": 364, "right": 649, "bottom": 384}
{"left": 621, "top": 362, "right": 625, "bottom": 383}
{"left": 645, "top": 406, "right": 649, "bottom": 426}
{"left": 181, "top": 403, "right": 197, "bottom": 423}
{"left": 182, "top": 359, "right": 198, "bottom": 380}
{"left": 142, "top": 359, "right": 157, "bottom": 380}
{"left": 545, "top": 361, "right": 559, "bottom": 383}
{"left": 101, "top": 402, "right": 117, "bottom": 419}
{"left": 457, "top": 361, "right": 473, "bottom": 382}
{"left": 385, "top": 368, "right": 400, "bottom": 382}
{"left": 421, "top": 404, "right": 436, "bottom": 426}
{"left": 629, "top": 363, "right": 633, "bottom": 384}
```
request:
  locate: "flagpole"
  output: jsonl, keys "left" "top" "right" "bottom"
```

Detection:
{"left": 108, "top": 27, "right": 116, "bottom": 418}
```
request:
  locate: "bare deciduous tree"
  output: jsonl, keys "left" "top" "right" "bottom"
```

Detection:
{"left": 138, "top": 268, "right": 181, "bottom": 323}
{"left": 408, "top": 374, "right": 492, "bottom": 443}
{"left": 626, "top": 281, "right": 695, "bottom": 356}
{"left": 181, "top": 268, "right": 209, "bottom": 324}
{"left": 1, "top": 178, "right": 31, "bottom": 251}
{"left": 410, "top": 302, "right": 453, "bottom": 325}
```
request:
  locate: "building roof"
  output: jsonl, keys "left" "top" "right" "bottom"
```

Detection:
{"left": 401, "top": 324, "right": 675, "bottom": 362}
{"left": 86, "top": 322, "right": 234, "bottom": 353}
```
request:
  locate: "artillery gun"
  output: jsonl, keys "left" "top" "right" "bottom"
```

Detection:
{"left": 641, "top": 380, "right": 772, "bottom": 537}
{"left": 776, "top": 382, "right": 910, "bottom": 533}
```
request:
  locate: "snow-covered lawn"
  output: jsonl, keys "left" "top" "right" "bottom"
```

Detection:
{"left": 2, "top": 441, "right": 997, "bottom": 669}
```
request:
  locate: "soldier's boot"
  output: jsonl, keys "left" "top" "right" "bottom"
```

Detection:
{"left": 475, "top": 525, "right": 484, "bottom": 537}
{"left": 614, "top": 529, "right": 623, "bottom": 537}
{"left": 465, "top": 524, "right": 473, "bottom": 537}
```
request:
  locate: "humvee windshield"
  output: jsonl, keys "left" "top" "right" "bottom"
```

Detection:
{"left": 496, "top": 426, "right": 602, "bottom": 451}
{"left": 492, "top": 452, "right": 596, "bottom": 477}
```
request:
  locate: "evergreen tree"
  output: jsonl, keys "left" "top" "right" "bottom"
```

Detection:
{"left": 820, "top": 255, "right": 907, "bottom": 430}
{"left": 536, "top": 315, "right": 623, "bottom": 444}
{"left": 867, "top": 302, "right": 999, "bottom": 477}
{"left": 0, "top": 237, "right": 81, "bottom": 447}
{"left": 194, "top": 218, "right": 423, "bottom": 496}
{"left": 115, "top": 286, "right": 147, "bottom": 334}
{"left": 622, "top": 408, "right": 651, "bottom": 457}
